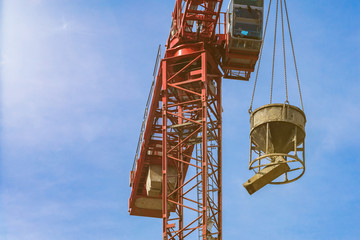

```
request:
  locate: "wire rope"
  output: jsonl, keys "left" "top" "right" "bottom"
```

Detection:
{"left": 249, "top": 0, "right": 273, "bottom": 113}
{"left": 284, "top": 0, "right": 304, "bottom": 110}
{"left": 249, "top": 0, "right": 304, "bottom": 112}
{"left": 270, "top": 0, "right": 279, "bottom": 104}
{"left": 280, "top": 0, "right": 288, "bottom": 103}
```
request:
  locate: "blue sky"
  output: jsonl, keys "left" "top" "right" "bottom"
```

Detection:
{"left": 0, "top": 0, "right": 359, "bottom": 240}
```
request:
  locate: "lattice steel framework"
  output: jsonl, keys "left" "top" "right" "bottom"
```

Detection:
{"left": 161, "top": 42, "right": 222, "bottom": 240}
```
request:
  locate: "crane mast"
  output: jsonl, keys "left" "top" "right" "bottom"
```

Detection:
{"left": 129, "top": 1, "right": 266, "bottom": 239}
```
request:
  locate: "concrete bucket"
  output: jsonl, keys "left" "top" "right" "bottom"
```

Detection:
{"left": 244, "top": 103, "right": 306, "bottom": 194}
{"left": 250, "top": 103, "right": 306, "bottom": 154}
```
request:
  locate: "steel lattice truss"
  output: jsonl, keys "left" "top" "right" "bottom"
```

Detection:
{"left": 161, "top": 43, "right": 222, "bottom": 240}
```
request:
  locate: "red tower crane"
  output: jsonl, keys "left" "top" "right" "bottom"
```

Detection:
{"left": 128, "top": 0, "right": 304, "bottom": 239}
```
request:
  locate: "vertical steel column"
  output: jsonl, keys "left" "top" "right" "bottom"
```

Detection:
{"left": 162, "top": 61, "right": 169, "bottom": 240}
{"left": 201, "top": 52, "right": 208, "bottom": 240}
{"left": 178, "top": 104, "right": 184, "bottom": 240}
{"left": 217, "top": 77, "right": 223, "bottom": 240}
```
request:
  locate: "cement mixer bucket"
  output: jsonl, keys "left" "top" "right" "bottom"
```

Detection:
{"left": 248, "top": 103, "right": 306, "bottom": 185}
{"left": 250, "top": 103, "right": 306, "bottom": 154}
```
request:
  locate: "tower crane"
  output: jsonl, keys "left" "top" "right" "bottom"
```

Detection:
{"left": 129, "top": 0, "right": 306, "bottom": 239}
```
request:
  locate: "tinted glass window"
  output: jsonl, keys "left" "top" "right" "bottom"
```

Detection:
{"left": 234, "top": 0, "right": 263, "bottom": 7}
{"left": 234, "top": 7, "right": 263, "bottom": 22}
{"left": 233, "top": 22, "right": 262, "bottom": 39}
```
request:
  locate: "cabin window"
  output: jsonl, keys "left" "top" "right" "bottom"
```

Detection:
{"left": 227, "top": 0, "right": 264, "bottom": 50}
{"left": 234, "top": 0, "right": 263, "bottom": 7}
{"left": 233, "top": 22, "right": 262, "bottom": 39}
{"left": 234, "top": 7, "right": 262, "bottom": 22}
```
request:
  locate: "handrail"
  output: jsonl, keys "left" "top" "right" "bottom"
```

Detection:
{"left": 131, "top": 45, "right": 162, "bottom": 173}
{"left": 216, "top": 12, "right": 226, "bottom": 35}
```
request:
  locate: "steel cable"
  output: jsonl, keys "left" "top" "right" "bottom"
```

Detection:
{"left": 270, "top": 0, "right": 279, "bottom": 104}
{"left": 250, "top": 0, "right": 304, "bottom": 112}
{"left": 284, "top": 0, "right": 304, "bottom": 110}
{"left": 281, "top": 0, "right": 288, "bottom": 103}
{"left": 249, "top": 0, "right": 273, "bottom": 114}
